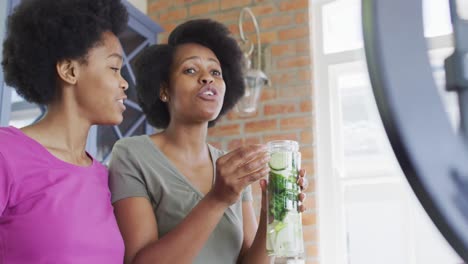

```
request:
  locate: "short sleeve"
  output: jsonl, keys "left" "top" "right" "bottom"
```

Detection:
{"left": 241, "top": 184, "right": 253, "bottom": 201}
{"left": 108, "top": 142, "right": 149, "bottom": 203}
{"left": 0, "top": 152, "right": 12, "bottom": 215}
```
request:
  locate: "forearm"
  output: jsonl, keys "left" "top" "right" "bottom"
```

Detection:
{"left": 240, "top": 209, "right": 271, "bottom": 264}
{"left": 132, "top": 193, "right": 228, "bottom": 264}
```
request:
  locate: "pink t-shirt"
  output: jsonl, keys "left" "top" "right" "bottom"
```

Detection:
{"left": 0, "top": 126, "right": 124, "bottom": 263}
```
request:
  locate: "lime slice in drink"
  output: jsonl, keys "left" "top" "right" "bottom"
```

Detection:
{"left": 269, "top": 152, "right": 291, "bottom": 171}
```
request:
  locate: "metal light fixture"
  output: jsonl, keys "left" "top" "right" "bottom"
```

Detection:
{"left": 235, "top": 7, "right": 269, "bottom": 117}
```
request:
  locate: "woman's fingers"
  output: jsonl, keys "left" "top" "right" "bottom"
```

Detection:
{"left": 239, "top": 163, "right": 270, "bottom": 185}
{"left": 299, "top": 204, "right": 307, "bottom": 213}
{"left": 259, "top": 178, "right": 267, "bottom": 192}
{"left": 236, "top": 152, "right": 270, "bottom": 178}
{"left": 298, "top": 168, "right": 306, "bottom": 179}
{"left": 212, "top": 144, "right": 271, "bottom": 205}
{"left": 298, "top": 192, "right": 306, "bottom": 202}
{"left": 297, "top": 169, "right": 308, "bottom": 191}
{"left": 219, "top": 144, "right": 267, "bottom": 169}
{"left": 260, "top": 179, "right": 268, "bottom": 211}
{"left": 298, "top": 192, "right": 307, "bottom": 212}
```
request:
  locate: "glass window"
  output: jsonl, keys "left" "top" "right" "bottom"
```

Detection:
{"left": 322, "top": 0, "right": 363, "bottom": 54}
{"left": 321, "top": 0, "right": 454, "bottom": 54}
{"left": 329, "top": 62, "right": 399, "bottom": 179}
{"left": 423, "top": 0, "right": 452, "bottom": 37}
{"left": 344, "top": 182, "right": 410, "bottom": 264}
{"left": 9, "top": 90, "right": 43, "bottom": 128}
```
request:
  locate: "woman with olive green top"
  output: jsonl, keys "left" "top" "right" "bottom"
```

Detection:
{"left": 109, "top": 135, "right": 252, "bottom": 263}
{"left": 108, "top": 19, "right": 308, "bottom": 264}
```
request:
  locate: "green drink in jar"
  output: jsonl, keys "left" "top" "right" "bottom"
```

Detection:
{"left": 266, "top": 140, "right": 304, "bottom": 260}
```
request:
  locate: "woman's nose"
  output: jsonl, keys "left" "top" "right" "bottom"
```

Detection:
{"left": 199, "top": 72, "right": 214, "bottom": 84}
{"left": 121, "top": 76, "right": 129, "bottom": 91}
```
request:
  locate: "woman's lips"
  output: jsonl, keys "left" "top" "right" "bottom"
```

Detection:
{"left": 117, "top": 98, "right": 126, "bottom": 110}
{"left": 197, "top": 85, "right": 218, "bottom": 101}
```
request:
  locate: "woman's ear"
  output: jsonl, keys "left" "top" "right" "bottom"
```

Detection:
{"left": 160, "top": 83, "right": 170, "bottom": 102}
{"left": 56, "top": 59, "right": 78, "bottom": 85}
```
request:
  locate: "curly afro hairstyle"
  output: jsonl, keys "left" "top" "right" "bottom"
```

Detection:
{"left": 134, "top": 19, "right": 245, "bottom": 129}
{"left": 2, "top": 0, "right": 129, "bottom": 105}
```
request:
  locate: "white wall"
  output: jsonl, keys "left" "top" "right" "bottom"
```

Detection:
{"left": 128, "top": 0, "right": 147, "bottom": 14}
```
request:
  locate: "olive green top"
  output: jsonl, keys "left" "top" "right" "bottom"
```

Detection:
{"left": 108, "top": 135, "right": 252, "bottom": 264}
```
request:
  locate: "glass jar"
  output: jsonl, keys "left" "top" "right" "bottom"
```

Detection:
{"left": 266, "top": 140, "right": 305, "bottom": 260}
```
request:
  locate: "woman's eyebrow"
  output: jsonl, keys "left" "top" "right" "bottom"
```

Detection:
{"left": 107, "top": 53, "right": 123, "bottom": 61}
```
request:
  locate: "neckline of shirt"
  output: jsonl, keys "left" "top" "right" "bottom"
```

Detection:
{"left": 7, "top": 126, "right": 97, "bottom": 170}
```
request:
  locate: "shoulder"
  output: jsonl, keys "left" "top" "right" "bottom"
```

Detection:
{"left": 0, "top": 127, "right": 34, "bottom": 183}
{"left": 0, "top": 126, "right": 23, "bottom": 142}
{"left": 114, "top": 135, "right": 149, "bottom": 148}
{"left": 112, "top": 135, "right": 150, "bottom": 154}
{"left": 0, "top": 126, "right": 28, "bottom": 154}
{"left": 91, "top": 157, "right": 109, "bottom": 173}
{"left": 110, "top": 135, "right": 159, "bottom": 165}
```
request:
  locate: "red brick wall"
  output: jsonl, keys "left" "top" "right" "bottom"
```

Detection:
{"left": 147, "top": 1, "right": 317, "bottom": 262}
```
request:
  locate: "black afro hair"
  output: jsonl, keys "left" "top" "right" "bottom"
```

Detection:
{"left": 2, "top": 0, "right": 129, "bottom": 105}
{"left": 134, "top": 19, "right": 245, "bottom": 129}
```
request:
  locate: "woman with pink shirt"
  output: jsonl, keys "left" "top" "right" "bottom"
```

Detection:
{"left": 0, "top": 0, "right": 129, "bottom": 262}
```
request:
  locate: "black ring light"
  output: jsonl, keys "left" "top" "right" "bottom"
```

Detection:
{"left": 363, "top": 0, "right": 468, "bottom": 261}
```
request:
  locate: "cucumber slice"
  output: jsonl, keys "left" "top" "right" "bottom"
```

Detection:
{"left": 269, "top": 152, "right": 291, "bottom": 170}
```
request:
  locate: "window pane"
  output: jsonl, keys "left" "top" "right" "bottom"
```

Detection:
{"left": 119, "top": 27, "right": 147, "bottom": 56}
{"left": 322, "top": 0, "right": 363, "bottom": 54}
{"left": 321, "top": 0, "right": 454, "bottom": 54}
{"left": 329, "top": 62, "right": 399, "bottom": 178}
{"left": 456, "top": 0, "right": 468, "bottom": 19}
{"left": 423, "top": 0, "right": 452, "bottom": 37}
{"left": 344, "top": 182, "right": 410, "bottom": 264}
{"left": 412, "top": 191, "right": 461, "bottom": 263}
{"left": 9, "top": 89, "right": 43, "bottom": 128}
